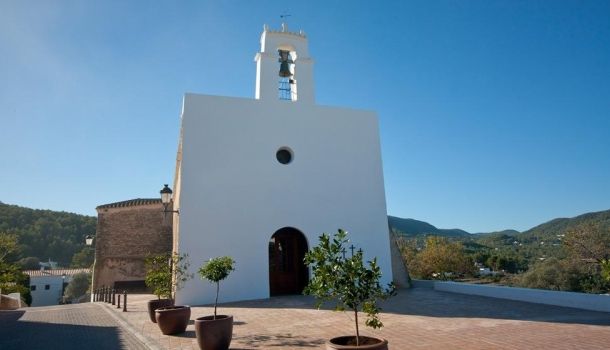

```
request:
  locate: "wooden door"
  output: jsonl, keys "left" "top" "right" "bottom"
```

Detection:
{"left": 269, "top": 228, "right": 309, "bottom": 296}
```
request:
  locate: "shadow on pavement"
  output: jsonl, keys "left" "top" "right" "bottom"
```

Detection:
{"left": 380, "top": 288, "right": 610, "bottom": 326}
{"left": 0, "top": 310, "right": 25, "bottom": 322}
{"left": 0, "top": 310, "right": 129, "bottom": 350}
{"left": 213, "top": 287, "right": 610, "bottom": 327}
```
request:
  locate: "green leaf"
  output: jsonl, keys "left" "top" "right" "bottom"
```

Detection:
{"left": 304, "top": 229, "right": 395, "bottom": 335}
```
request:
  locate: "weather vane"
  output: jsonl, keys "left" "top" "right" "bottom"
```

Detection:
{"left": 280, "top": 13, "right": 291, "bottom": 32}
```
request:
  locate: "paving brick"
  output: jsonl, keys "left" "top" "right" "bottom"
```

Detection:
{"left": 5, "top": 288, "right": 608, "bottom": 349}
{"left": 0, "top": 303, "right": 149, "bottom": 350}
{"left": 93, "top": 287, "right": 610, "bottom": 349}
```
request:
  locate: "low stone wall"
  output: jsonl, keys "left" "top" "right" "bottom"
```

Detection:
{"left": 434, "top": 281, "right": 610, "bottom": 313}
{"left": 0, "top": 293, "right": 21, "bottom": 310}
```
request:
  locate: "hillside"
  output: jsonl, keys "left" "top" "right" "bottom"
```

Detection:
{"left": 474, "top": 229, "right": 520, "bottom": 237}
{"left": 472, "top": 209, "right": 610, "bottom": 250}
{"left": 388, "top": 216, "right": 470, "bottom": 237}
{"left": 391, "top": 209, "right": 610, "bottom": 269}
{"left": 518, "top": 209, "right": 610, "bottom": 242}
{"left": 390, "top": 210, "right": 610, "bottom": 241}
{"left": 0, "top": 201, "right": 96, "bottom": 266}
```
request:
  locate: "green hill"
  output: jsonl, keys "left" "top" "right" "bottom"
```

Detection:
{"left": 390, "top": 209, "right": 610, "bottom": 269}
{"left": 474, "top": 229, "right": 520, "bottom": 237}
{"left": 472, "top": 209, "right": 610, "bottom": 249}
{"left": 389, "top": 210, "right": 610, "bottom": 241}
{"left": 518, "top": 209, "right": 610, "bottom": 242}
{"left": 0, "top": 201, "right": 96, "bottom": 266}
{"left": 388, "top": 216, "right": 470, "bottom": 237}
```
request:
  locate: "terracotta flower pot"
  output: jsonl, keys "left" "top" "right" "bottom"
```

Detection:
{"left": 155, "top": 305, "right": 191, "bottom": 335}
{"left": 194, "top": 315, "right": 233, "bottom": 350}
{"left": 326, "top": 336, "right": 388, "bottom": 350}
{"left": 147, "top": 299, "right": 174, "bottom": 323}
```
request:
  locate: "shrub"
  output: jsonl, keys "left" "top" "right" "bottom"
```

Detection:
{"left": 64, "top": 272, "right": 91, "bottom": 300}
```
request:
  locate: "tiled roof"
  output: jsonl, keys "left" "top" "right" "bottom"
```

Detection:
{"left": 24, "top": 268, "right": 91, "bottom": 278}
{"left": 96, "top": 198, "right": 161, "bottom": 209}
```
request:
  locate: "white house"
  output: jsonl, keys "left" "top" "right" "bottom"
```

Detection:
{"left": 172, "top": 24, "right": 394, "bottom": 306}
{"left": 24, "top": 268, "right": 90, "bottom": 307}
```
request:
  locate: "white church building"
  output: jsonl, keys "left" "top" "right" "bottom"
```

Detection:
{"left": 172, "top": 24, "right": 397, "bottom": 306}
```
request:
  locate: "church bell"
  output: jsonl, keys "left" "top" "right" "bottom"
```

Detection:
{"left": 278, "top": 50, "right": 293, "bottom": 77}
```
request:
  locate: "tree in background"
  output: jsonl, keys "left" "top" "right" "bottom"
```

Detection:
{"left": 563, "top": 222, "right": 610, "bottom": 292}
{"left": 518, "top": 258, "right": 579, "bottom": 291}
{"left": 0, "top": 202, "right": 96, "bottom": 266}
{"left": 17, "top": 256, "right": 40, "bottom": 270}
{"left": 71, "top": 247, "right": 94, "bottom": 268}
{"left": 403, "top": 236, "right": 475, "bottom": 280}
{"left": 564, "top": 223, "right": 610, "bottom": 264}
{"left": 518, "top": 257, "right": 609, "bottom": 293}
{"left": 0, "top": 232, "right": 19, "bottom": 263}
{"left": 64, "top": 272, "right": 91, "bottom": 301}
{"left": 0, "top": 232, "right": 32, "bottom": 305}
{"left": 485, "top": 252, "right": 527, "bottom": 274}
{"left": 601, "top": 259, "right": 610, "bottom": 282}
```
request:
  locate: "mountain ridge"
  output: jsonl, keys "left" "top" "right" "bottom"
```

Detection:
{"left": 389, "top": 209, "right": 610, "bottom": 238}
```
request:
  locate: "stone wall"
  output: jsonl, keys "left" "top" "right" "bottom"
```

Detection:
{"left": 92, "top": 200, "right": 172, "bottom": 291}
{"left": 389, "top": 231, "right": 410, "bottom": 288}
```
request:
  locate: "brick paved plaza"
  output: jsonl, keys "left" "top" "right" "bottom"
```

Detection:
{"left": 0, "top": 303, "right": 148, "bottom": 350}
{"left": 2, "top": 287, "right": 610, "bottom": 349}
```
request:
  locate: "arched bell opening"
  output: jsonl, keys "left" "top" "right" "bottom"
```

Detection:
{"left": 268, "top": 227, "right": 309, "bottom": 296}
{"left": 278, "top": 49, "right": 298, "bottom": 101}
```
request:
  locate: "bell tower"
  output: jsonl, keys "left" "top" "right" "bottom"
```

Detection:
{"left": 254, "top": 23, "right": 314, "bottom": 104}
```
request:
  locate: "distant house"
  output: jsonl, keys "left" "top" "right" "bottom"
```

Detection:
{"left": 478, "top": 267, "right": 493, "bottom": 276}
{"left": 24, "top": 268, "right": 90, "bottom": 307}
{"left": 474, "top": 262, "right": 495, "bottom": 276}
{"left": 38, "top": 259, "right": 59, "bottom": 270}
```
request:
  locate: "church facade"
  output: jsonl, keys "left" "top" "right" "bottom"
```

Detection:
{"left": 172, "top": 24, "right": 394, "bottom": 305}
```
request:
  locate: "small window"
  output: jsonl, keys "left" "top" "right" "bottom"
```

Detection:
{"left": 30, "top": 285, "right": 36, "bottom": 291}
{"left": 45, "top": 284, "right": 50, "bottom": 290}
{"left": 276, "top": 147, "right": 293, "bottom": 164}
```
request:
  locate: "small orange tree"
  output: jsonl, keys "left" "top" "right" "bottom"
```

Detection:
{"left": 198, "top": 256, "right": 235, "bottom": 319}
{"left": 304, "top": 229, "right": 395, "bottom": 347}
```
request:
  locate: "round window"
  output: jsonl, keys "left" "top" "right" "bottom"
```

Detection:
{"left": 276, "top": 147, "right": 293, "bottom": 164}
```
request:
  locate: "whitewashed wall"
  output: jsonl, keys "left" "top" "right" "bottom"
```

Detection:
{"left": 29, "top": 275, "right": 65, "bottom": 306}
{"left": 175, "top": 93, "right": 392, "bottom": 306}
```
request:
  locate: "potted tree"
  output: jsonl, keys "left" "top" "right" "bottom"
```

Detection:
{"left": 146, "top": 253, "right": 193, "bottom": 335}
{"left": 194, "top": 256, "right": 235, "bottom": 350}
{"left": 145, "top": 253, "right": 174, "bottom": 323}
{"left": 304, "top": 229, "right": 396, "bottom": 350}
{"left": 154, "top": 253, "right": 193, "bottom": 334}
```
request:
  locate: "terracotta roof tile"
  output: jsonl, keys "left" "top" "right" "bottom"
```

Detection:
{"left": 24, "top": 268, "right": 91, "bottom": 277}
{"left": 96, "top": 198, "right": 161, "bottom": 209}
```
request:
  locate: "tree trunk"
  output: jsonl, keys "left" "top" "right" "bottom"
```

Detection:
{"left": 214, "top": 282, "right": 219, "bottom": 319}
{"left": 354, "top": 308, "right": 360, "bottom": 346}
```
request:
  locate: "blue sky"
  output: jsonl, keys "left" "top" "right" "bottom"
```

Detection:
{"left": 1, "top": 1, "right": 609, "bottom": 232}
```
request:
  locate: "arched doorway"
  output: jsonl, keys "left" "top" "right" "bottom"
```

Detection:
{"left": 269, "top": 227, "right": 309, "bottom": 296}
